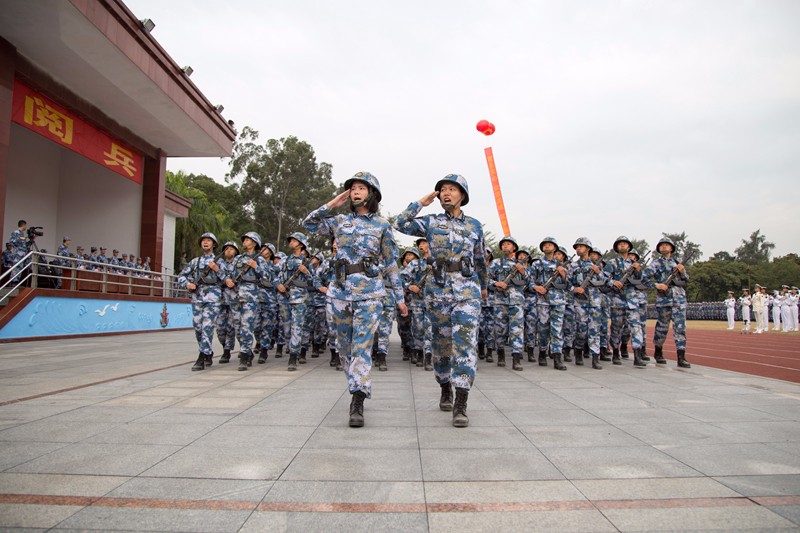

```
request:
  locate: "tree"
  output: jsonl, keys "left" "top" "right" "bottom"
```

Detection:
{"left": 686, "top": 260, "right": 748, "bottom": 301}
{"left": 227, "top": 128, "right": 336, "bottom": 251}
{"left": 734, "top": 229, "right": 775, "bottom": 264}
{"left": 661, "top": 231, "right": 702, "bottom": 265}
{"left": 710, "top": 250, "right": 735, "bottom": 262}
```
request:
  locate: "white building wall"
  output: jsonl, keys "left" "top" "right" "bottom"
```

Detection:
{"left": 162, "top": 213, "right": 176, "bottom": 275}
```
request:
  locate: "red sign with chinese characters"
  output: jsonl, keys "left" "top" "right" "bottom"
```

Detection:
{"left": 11, "top": 80, "right": 143, "bottom": 184}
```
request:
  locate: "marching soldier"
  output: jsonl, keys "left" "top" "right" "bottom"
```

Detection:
{"left": 479, "top": 248, "right": 496, "bottom": 362}
{"left": 400, "top": 247, "right": 433, "bottom": 369}
{"left": 628, "top": 249, "right": 650, "bottom": 357}
{"left": 590, "top": 248, "right": 612, "bottom": 361}
{"left": 304, "top": 172, "right": 407, "bottom": 427}
{"left": 570, "top": 238, "right": 605, "bottom": 369}
{"left": 530, "top": 237, "right": 569, "bottom": 371}
{"left": 397, "top": 249, "right": 417, "bottom": 362}
{"left": 372, "top": 260, "right": 398, "bottom": 371}
{"left": 519, "top": 249, "right": 538, "bottom": 363}
{"left": 604, "top": 236, "right": 647, "bottom": 367}
{"left": 256, "top": 243, "right": 278, "bottom": 364}
{"left": 643, "top": 237, "right": 690, "bottom": 367}
{"left": 309, "top": 251, "right": 331, "bottom": 360}
{"left": 229, "top": 232, "right": 269, "bottom": 370}
{"left": 396, "top": 174, "right": 487, "bottom": 427}
{"left": 489, "top": 236, "right": 527, "bottom": 370}
{"left": 216, "top": 241, "right": 240, "bottom": 363}
{"left": 277, "top": 232, "right": 313, "bottom": 371}
{"left": 178, "top": 232, "right": 226, "bottom": 371}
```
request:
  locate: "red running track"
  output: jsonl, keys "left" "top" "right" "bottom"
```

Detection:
{"left": 657, "top": 329, "right": 800, "bottom": 383}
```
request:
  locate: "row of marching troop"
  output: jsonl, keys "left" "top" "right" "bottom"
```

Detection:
{"left": 179, "top": 172, "right": 691, "bottom": 428}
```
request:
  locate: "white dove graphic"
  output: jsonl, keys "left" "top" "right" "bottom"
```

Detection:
{"left": 110, "top": 302, "right": 120, "bottom": 312}
{"left": 94, "top": 304, "right": 110, "bottom": 317}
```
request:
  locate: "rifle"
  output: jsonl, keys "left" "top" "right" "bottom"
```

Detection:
{"left": 615, "top": 250, "right": 652, "bottom": 292}
{"left": 280, "top": 257, "right": 309, "bottom": 296}
{"left": 542, "top": 254, "right": 575, "bottom": 290}
{"left": 578, "top": 250, "right": 609, "bottom": 292}
{"left": 229, "top": 251, "right": 258, "bottom": 285}
{"left": 657, "top": 250, "right": 694, "bottom": 297}
{"left": 189, "top": 252, "right": 224, "bottom": 291}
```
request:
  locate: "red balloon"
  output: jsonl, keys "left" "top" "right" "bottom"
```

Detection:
{"left": 476, "top": 119, "right": 495, "bottom": 136}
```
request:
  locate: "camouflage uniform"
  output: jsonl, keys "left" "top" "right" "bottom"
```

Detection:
{"left": 9, "top": 228, "right": 28, "bottom": 281}
{"left": 488, "top": 240, "right": 527, "bottom": 366}
{"left": 479, "top": 254, "right": 496, "bottom": 360}
{"left": 604, "top": 237, "right": 645, "bottom": 362}
{"left": 532, "top": 255, "right": 569, "bottom": 358}
{"left": 178, "top": 234, "right": 227, "bottom": 368}
{"left": 278, "top": 239, "right": 313, "bottom": 367}
{"left": 233, "top": 233, "right": 270, "bottom": 369}
{"left": 628, "top": 250, "right": 650, "bottom": 354}
{"left": 310, "top": 257, "right": 331, "bottom": 353}
{"left": 372, "top": 268, "right": 397, "bottom": 368}
{"left": 257, "top": 247, "right": 278, "bottom": 360}
{"left": 644, "top": 240, "right": 690, "bottom": 367}
{"left": 400, "top": 251, "right": 432, "bottom": 366}
{"left": 570, "top": 248, "right": 607, "bottom": 366}
{"left": 395, "top": 187, "right": 488, "bottom": 391}
{"left": 303, "top": 193, "right": 404, "bottom": 399}
{"left": 216, "top": 249, "right": 240, "bottom": 357}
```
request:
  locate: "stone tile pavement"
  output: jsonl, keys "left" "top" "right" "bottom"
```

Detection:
{"left": 0, "top": 330, "right": 799, "bottom": 531}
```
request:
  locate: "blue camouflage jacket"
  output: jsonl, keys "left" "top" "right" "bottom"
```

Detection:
{"left": 489, "top": 256, "right": 527, "bottom": 306}
{"left": 178, "top": 252, "right": 227, "bottom": 303}
{"left": 529, "top": 256, "right": 568, "bottom": 306}
{"left": 644, "top": 255, "right": 688, "bottom": 306}
{"left": 395, "top": 202, "right": 488, "bottom": 302}
{"left": 570, "top": 257, "right": 606, "bottom": 307}
{"left": 303, "top": 205, "right": 405, "bottom": 304}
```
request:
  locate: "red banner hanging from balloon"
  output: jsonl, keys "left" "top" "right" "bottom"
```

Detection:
{"left": 484, "top": 146, "right": 510, "bottom": 237}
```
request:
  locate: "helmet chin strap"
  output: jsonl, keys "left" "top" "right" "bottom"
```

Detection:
{"left": 350, "top": 193, "right": 371, "bottom": 209}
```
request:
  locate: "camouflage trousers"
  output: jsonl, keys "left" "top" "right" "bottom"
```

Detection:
{"left": 410, "top": 304, "right": 432, "bottom": 352}
{"left": 325, "top": 300, "right": 338, "bottom": 350}
{"left": 599, "top": 304, "right": 610, "bottom": 348}
{"left": 192, "top": 300, "right": 219, "bottom": 356}
{"left": 301, "top": 304, "right": 313, "bottom": 349}
{"left": 373, "top": 291, "right": 396, "bottom": 354}
{"left": 524, "top": 298, "right": 538, "bottom": 349}
{"left": 574, "top": 303, "right": 601, "bottom": 355}
{"left": 638, "top": 302, "right": 648, "bottom": 349}
{"left": 258, "top": 299, "right": 277, "bottom": 350}
{"left": 427, "top": 298, "right": 480, "bottom": 391}
{"left": 288, "top": 301, "right": 308, "bottom": 356}
{"left": 328, "top": 298, "right": 382, "bottom": 398}
{"left": 237, "top": 297, "right": 260, "bottom": 356}
{"left": 563, "top": 301, "right": 576, "bottom": 350}
{"left": 537, "top": 303, "right": 565, "bottom": 354}
{"left": 610, "top": 305, "right": 644, "bottom": 349}
{"left": 493, "top": 303, "right": 524, "bottom": 353}
{"left": 310, "top": 305, "right": 328, "bottom": 347}
{"left": 654, "top": 303, "right": 687, "bottom": 350}
{"left": 215, "top": 303, "right": 238, "bottom": 351}
{"left": 479, "top": 304, "right": 495, "bottom": 347}
{"left": 277, "top": 297, "right": 290, "bottom": 345}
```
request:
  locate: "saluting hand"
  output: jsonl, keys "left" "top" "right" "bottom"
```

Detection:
{"left": 327, "top": 190, "right": 351, "bottom": 209}
{"left": 419, "top": 191, "right": 439, "bottom": 207}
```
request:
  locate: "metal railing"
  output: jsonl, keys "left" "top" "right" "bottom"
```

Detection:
{"left": 0, "top": 250, "right": 191, "bottom": 306}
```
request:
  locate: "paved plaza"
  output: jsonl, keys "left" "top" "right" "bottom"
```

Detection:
{"left": 0, "top": 330, "right": 799, "bottom": 532}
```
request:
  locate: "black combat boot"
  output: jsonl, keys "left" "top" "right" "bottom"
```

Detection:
{"left": 527, "top": 346, "right": 535, "bottom": 362}
{"left": 311, "top": 343, "right": 320, "bottom": 358}
{"left": 416, "top": 350, "right": 424, "bottom": 368}
{"left": 219, "top": 349, "right": 231, "bottom": 364}
{"left": 204, "top": 353, "right": 213, "bottom": 367}
{"left": 592, "top": 354, "right": 603, "bottom": 370}
{"left": 677, "top": 349, "right": 691, "bottom": 368}
{"left": 299, "top": 347, "right": 307, "bottom": 365}
{"left": 639, "top": 345, "right": 651, "bottom": 361}
{"left": 512, "top": 353, "right": 523, "bottom": 371}
{"left": 633, "top": 347, "right": 647, "bottom": 368}
{"left": 288, "top": 354, "right": 297, "bottom": 371}
{"left": 620, "top": 341, "right": 629, "bottom": 359}
{"left": 238, "top": 354, "right": 248, "bottom": 371}
{"left": 452, "top": 388, "right": 469, "bottom": 427}
{"left": 478, "top": 343, "right": 485, "bottom": 360}
{"left": 574, "top": 348, "right": 584, "bottom": 366}
{"left": 257, "top": 347, "right": 269, "bottom": 364}
{"left": 329, "top": 348, "right": 339, "bottom": 367}
{"left": 409, "top": 349, "right": 418, "bottom": 366}
{"left": 612, "top": 347, "right": 621, "bottom": 365}
{"left": 563, "top": 347, "right": 573, "bottom": 363}
{"left": 349, "top": 391, "right": 366, "bottom": 427}
{"left": 497, "top": 349, "right": 506, "bottom": 367}
{"left": 538, "top": 349, "right": 548, "bottom": 367}
{"left": 439, "top": 382, "right": 453, "bottom": 411}
{"left": 248, "top": 353, "right": 254, "bottom": 367}
{"left": 485, "top": 348, "right": 494, "bottom": 363}
{"left": 191, "top": 353, "right": 205, "bottom": 371}
{"left": 275, "top": 344, "right": 284, "bottom": 358}
{"left": 424, "top": 352, "right": 433, "bottom": 371}
{"left": 552, "top": 352, "right": 567, "bottom": 371}
{"left": 653, "top": 345, "right": 666, "bottom": 364}
{"left": 402, "top": 346, "right": 411, "bottom": 361}
{"left": 377, "top": 352, "right": 388, "bottom": 372}
{"left": 599, "top": 346, "right": 611, "bottom": 362}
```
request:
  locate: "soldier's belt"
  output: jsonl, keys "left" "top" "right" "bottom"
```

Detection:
{"left": 345, "top": 263, "right": 365, "bottom": 274}
{"left": 442, "top": 262, "right": 463, "bottom": 272}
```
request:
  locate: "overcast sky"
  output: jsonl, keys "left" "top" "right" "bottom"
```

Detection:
{"left": 126, "top": 0, "right": 800, "bottom": 256}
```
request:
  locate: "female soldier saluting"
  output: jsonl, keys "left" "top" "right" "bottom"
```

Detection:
{"left": 396, "top": 174, "right": 488, "bottom": 428}
{"left": 303, "top": 172, "right": 407, "bottom": 428}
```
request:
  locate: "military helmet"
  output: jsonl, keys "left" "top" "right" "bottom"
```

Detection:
{"left": 240, "top": 231, "right": 262, "bottom": 248}
{"left": 499, "top": 235, "right": 519, "bottom": 252}
{"left": 263, "top": 243, "right": 277, "bottom": 257}
{"left": 656, "top": 237, "right": 676, "bottom": 253}
{"left": 556, "top": 246, "right": 569, "bottom": 259}
{"left": 613, "top": 235, "right": 632, "bottom": 253}
{"left": 286, "top": 231, "right": 309, "bottom": 250}
{"left": 628, "top": 248, "right": 640, "bottom": 260}
{"left": 276, "top": 251, "right": 287, "bottom": 260}
{"left": 485, "top": 247, "right": 494, "bottom": 261}
{"left": 415, "top": 237, "right": 427, "bottom": 248}
{"left": 199, "top": 232, "right": 218, "bottom": 247}
{"left": 539, "top": 236, "right": 558, "bottom": 252}
{"left": 573, "top": 237, "right": 593, "bottom": 251}
{"left": 344, "top": 171, "right": 382, "bottom": 203}
{"left": 403, "top": 247, "right": 421, "bottom": 261}
{"left": 516, "top": 248, "right": 531, "bottom": 260}
{"left": 222, "top": 241, "right": 240, "bottom": 254}
{"left": 435, "top": 174, "right": 470, "bottom": 206}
